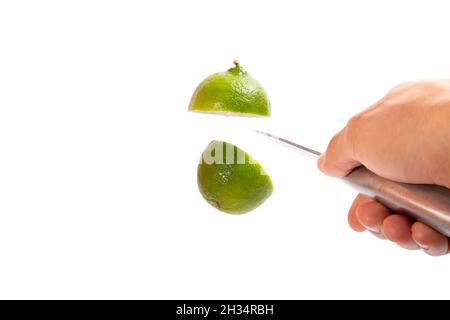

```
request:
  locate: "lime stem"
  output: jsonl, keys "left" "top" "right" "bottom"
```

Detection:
{"left": 233, "top": 59, "right": 239, "bottom": 66}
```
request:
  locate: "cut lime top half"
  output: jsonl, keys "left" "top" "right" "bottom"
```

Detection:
{"left": 189, "top": 61, "right": 271, "bottom": 117}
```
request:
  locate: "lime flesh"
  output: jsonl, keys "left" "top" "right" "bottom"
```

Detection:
{"left": 189, "top": 62, "right": 270, "bottom": 117}
{"left": 197, "top": 140, "right": 273, "bottom": 214}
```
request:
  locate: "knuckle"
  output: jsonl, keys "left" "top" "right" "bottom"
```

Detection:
{"left": 389, "top": 81, "right": 416, "bottom": 94}
{"left": 343, "top": 115, "right": 362, "bottom": 159}
{"left": 346, "top": 113, "right": 362, "bottom": 132}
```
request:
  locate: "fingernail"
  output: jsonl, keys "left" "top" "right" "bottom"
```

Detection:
{"left": 413, "top": 239, "right": 429, "bottom": 250}
{"left": 362, "top": 225, "right": 380, "bottom": 233}
{"left": 369, "top": 230, "right": 386, "bottom": 239}
{"left": 398, "top": 242, "right": 420, "bottom": 250}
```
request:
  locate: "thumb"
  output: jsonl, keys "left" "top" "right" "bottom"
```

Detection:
{"left": 317, "top": 128, "right": 361, "bottom": 177}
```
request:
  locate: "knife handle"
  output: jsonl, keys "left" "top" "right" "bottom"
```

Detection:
{"left": 342, "top": 166, "right": 450, "bottom": 237}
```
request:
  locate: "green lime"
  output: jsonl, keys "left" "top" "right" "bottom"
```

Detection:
{"left": 197, "top": 140, "right": 273, "bottom": 214}
{"left": 189, "top": 61, "right": 271, "bottom": 117}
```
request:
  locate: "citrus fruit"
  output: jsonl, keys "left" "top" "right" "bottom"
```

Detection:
{"left": 189, "top": 61, "right": 271, "bottom": 117}
{"left": 197, "top": 140, "right": 273, "bottom": 214}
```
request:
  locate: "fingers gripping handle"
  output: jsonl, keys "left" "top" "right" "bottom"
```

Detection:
{"left": 343, "top": 166, "right": 450, "bottom": 237}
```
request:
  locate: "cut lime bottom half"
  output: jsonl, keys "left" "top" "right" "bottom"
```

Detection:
{"left": 197, "top": 140, "right": 273, "bottom": 214}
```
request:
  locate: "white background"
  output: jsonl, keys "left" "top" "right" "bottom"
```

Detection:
{"left": 1, "top": 0, "right": 450, "bottom": 299}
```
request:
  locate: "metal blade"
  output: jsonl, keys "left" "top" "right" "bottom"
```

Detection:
{"left": 255, "top": 130, "right": 322, "bottom": 160}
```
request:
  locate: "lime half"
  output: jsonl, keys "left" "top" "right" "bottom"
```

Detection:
{"left": 197, "top": 140, "right": 273, "bottom": 214}
{"left": 189, "top": 61, "right": 271, "bottom": 117}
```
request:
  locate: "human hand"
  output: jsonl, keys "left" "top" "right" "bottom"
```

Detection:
{"left": 318, "top": 80, "right": 450, "bottom": 256}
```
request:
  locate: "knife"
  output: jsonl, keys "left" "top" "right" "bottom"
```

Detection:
{"left": 256, "top": 130, "right": 450, "bottom": 237}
